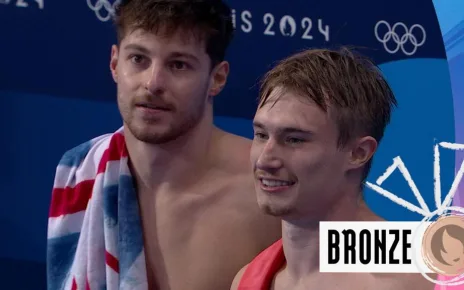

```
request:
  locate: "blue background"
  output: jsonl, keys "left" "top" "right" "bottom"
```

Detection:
{"left": 0, "top": 0, "right": 463, "bottom": 288}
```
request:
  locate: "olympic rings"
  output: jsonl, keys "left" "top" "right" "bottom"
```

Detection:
{"left": 87, "top": 0, "right": 120, "bottom": 22}
{"left": 375, "top": 20, "right": 426, "bottom": 56}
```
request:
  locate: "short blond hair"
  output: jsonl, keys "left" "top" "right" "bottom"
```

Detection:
{"left": 259, "top": 47, "right": 398, "bottom": 181}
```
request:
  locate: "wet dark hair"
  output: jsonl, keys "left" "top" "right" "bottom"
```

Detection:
{"left": 113, "top": 0, "right": 235, "bottom": 67}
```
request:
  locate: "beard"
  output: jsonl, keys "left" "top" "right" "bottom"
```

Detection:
{"left": 130, "top": 108, "right": 204, "bottom": 144}
{"left": 258, "top": 194, "right": 295, "bottom": 217}
{"left": 119, "top": 91, "right": 208, "bottom": 145}
{"left": 262, "top": 203, "right": 294, "bottom": 217}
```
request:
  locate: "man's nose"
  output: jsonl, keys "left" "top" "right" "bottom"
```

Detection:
{"left": 255, "top": 140, "right": 284, "bottom": 171}
{"left": 145, "top": 62, "right": 166, "bottom": 95}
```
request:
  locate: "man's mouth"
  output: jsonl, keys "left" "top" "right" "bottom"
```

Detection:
{"left": 136, "top": 103, "right": 170, "bottom": 111}
{"left": 258, "top": 177, "right": 297, "bottom": 194}
{"left": 260, "top": 179, "right": 295, "bottom": 187}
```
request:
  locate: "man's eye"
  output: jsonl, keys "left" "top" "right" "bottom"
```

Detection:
{"left": 170, "top": 61, "right": 189, "bottom": 70}
{"left": 286, "top": 137, "right": 305, "bottom": 144}
{"left": 254, "top": 132, "right": 268, "bottom": 140}
{"left": 130, "top": 55, "right": 145, "bottom": 64}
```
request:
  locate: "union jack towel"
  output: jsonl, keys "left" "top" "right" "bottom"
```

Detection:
{"left": 47, "top": 127, "right": 148, "bottom": 290}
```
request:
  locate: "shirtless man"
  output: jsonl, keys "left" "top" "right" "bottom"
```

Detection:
{"left": 46, "top": 1, "right": 280, "bottom": 289}
{"left": 230, "top": 48, "right": 436, "bottom": 289}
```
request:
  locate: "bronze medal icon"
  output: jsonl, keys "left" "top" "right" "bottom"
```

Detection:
{"left": 422, "top": 215, "right": 464, "bottom": 276}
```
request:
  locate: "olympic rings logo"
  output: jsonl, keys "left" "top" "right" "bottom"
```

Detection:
{"left": 87, "top": 0, "right": 120, "bottom": 22}
{"left": 374, "top": 20, "right": 426, "bottom": 56}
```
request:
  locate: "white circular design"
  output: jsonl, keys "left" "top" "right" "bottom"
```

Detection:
{"left": 374, "top": 20, "right": 426, "bottom": 56}
{"left": 87, "top": 0, "right": 121, "bottom": 22}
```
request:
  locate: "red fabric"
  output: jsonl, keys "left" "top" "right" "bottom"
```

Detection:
{"left": 238, "top": 239, "right": 285, "bottom": 290}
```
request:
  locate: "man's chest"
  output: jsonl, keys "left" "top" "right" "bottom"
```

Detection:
{"left": 138, "top": 190, "right": 261, "bottom": 290}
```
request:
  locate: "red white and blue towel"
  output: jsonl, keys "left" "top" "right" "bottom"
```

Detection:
{"left": 47, "top": 127, "right": 148, "bottom": 290}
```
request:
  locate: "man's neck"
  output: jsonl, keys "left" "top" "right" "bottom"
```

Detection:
{"left": 281, "top": 189, "right": 370, "bottom": 281}
{"left": 125, "top": 114, "right": 221, "bottom": 194}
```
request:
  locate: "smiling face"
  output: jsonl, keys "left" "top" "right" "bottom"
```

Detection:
{"left": 250, "top": 89, "right": 352, "bottom": 219}
{"left": 110, "top": 28, "right": 228, "bottom": 144}
{"left": 250, "top": 48, "right": 397, "bottom": 221}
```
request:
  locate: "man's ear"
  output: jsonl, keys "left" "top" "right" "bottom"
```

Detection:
{"left": 208, "top": 61, "right": 230, "bottom": 97}
{"left": 110, "top": 44, "right": 119, "bottom": 83}
{"left": 347, "top": 136, "right": 378, "bottom": 170}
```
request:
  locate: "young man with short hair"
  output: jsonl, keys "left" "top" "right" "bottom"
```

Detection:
{"left": 231, "top": 48, "right": 436, "bottom": 289}
{"left": 46, "top": 1, "right": 281, "bottom": 289}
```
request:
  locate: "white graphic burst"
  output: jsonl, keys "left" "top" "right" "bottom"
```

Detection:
{"left": 365, "top": 141, "right": 464, "bottom": 218}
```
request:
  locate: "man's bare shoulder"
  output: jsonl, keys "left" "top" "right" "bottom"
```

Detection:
{"left": 212, "top": 130, "right": 256, "bottom": 202}
{"left": 215, "top": 129, "right": 253, "bottom": 167}
{"left": 222, "top": 130, "right": 253, "bottom": 146}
